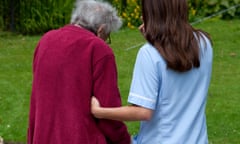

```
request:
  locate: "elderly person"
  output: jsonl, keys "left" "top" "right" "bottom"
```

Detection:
{"left": 27, "top": 0, "right": 130, "bottom": 144}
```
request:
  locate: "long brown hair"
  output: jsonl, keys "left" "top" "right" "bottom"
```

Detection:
{"left": 141, "top": 0, "right": 211, "bottom": 72}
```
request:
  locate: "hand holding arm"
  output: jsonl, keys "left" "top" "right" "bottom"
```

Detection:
{"left": 91, "top": 96, "right": 153, "bottom": 121}
{"left": 91, "top": 96, "right": 103, "bottom": 118}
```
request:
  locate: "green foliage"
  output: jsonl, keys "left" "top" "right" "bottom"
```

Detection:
{"left": 110, "top": 0, "right": 240, "bottom": 28}
{"left": 188, "top": 0, "right": 240, "bottom": 22}
{"left": 17, "top": 0, "right": 75, "bottom": 35}
{"left": 110, "top": 0, "right": 141, "bottom": 29}
{"left": 0, "top": 0, "right": 240, "bottom": 34}
{"left": 0, "top": 0, "right": 75, "bottom": 35}
{"left": 0, "top": 16, "right": 3, "bottom": 31}
{"left": 0, "top": 0, "right": 4, "bottom": 30}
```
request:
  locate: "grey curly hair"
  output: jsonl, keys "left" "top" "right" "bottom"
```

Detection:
{"left": 70, "top": 0, "right": 122, "bottom": 34}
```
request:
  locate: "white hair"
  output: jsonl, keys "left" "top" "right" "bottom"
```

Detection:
{"left": 70, "top": 0, "right": 122, "bottom": 34}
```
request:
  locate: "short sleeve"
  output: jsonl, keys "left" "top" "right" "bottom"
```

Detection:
{"left": 128, "top": 45, "right": 161, "bottom": 110}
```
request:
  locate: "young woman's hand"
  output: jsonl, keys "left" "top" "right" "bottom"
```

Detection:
{"left": 91, "top": 96, "right": 102, "bottom": 118}
{"left": 91, "top": 96, "right": 153, "bottom": 121}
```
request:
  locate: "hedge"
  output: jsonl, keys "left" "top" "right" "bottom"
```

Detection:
{"left": 0, "top": 0, "right": 239, "bottom": 35}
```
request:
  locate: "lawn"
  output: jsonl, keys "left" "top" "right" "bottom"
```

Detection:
{"left": 0, "top": 19, "right": 240, "bottom": 143}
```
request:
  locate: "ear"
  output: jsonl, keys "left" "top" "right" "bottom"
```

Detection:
{"left": 97, "top": 24, "right": 108, "bottom": 41}
{"left": 97, "top": 24, "right": 106, "bottom": 36}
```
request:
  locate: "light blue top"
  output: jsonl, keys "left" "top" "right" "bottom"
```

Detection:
{"left": 128, "top": 34, "right": 213, "bottom": 144}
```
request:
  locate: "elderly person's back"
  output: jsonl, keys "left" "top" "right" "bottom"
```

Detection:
{"left": 27, "top": 0, "right": 130, "bottom": 144}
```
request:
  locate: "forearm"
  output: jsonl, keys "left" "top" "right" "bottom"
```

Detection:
{"left": 93, "top": 105, "right": 153, "bottom": 121}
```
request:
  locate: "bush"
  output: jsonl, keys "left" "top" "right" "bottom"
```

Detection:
{"left": 0, "top": 16, "right": 3, "bottom": 31}
{"left": 0, "top": 0, "right": 239, "bottom": 34}
{"left": 111, "top": 0, "right": 142, "bottom": 29}
{"left": 188, "top": 0, "right": 240, "bottom": 22}
{"left": 0, "top": 0, "right": 75, "bottom": 35}
{"left": 112, "top": 0, "right": 240, "bottom": 29}
{"left": 17, "top": 0, "right": 75, "bottom": 35}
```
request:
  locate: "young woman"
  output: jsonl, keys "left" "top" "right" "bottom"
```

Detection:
{"left": 91, "top": 0, "right": 213, "bottom": 143}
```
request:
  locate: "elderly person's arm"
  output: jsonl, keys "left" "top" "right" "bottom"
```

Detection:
{"left": 92, "top": 44, "right": 131, "bottom": 144}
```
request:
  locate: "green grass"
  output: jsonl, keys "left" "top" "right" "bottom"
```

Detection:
{"left": 0, "top": 19, "right": 240, "bottom": 143}
{"left": 195, "top": 19, "right": 240, "bottom": 143}
{"left": 0, "top": 33, "right": 39, "bottom": 142}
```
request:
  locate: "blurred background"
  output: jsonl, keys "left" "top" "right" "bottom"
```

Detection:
{"left": 0, "top": 0, "right": 240, "bottom": 35}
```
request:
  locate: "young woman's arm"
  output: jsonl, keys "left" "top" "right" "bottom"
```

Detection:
{"left": 91, "top": 97, "right": 153, "bottom": 121}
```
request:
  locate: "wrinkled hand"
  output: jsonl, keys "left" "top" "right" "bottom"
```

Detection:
{"left": 91, "top": 96, "right": 101, "bottom": 118}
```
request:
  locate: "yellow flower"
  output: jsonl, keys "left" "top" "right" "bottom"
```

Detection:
{"left": 192, "top": 9, "right": 196, "bottom": 16}
{"left": 127, "top": 22, "right": 131, "bottom": 27}
{"left": 130, "top": 25, "right": 135, "bottom": 29}
{"left": 122, "top": 12, "right": 127, "bottom": 18}
{"left": 134, "top": 8, "right": 138, "bottom": 13}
